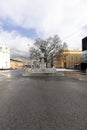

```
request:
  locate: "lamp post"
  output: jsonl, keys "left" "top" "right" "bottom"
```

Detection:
{"left": 27, "top": 44, "right": 30, "bottom": 57}
{"left": 27, "top": 44, "right": 30, "bottom": 67}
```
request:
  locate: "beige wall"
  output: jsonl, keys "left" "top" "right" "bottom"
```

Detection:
{"left": 10, "top": 60, "right": 25, "bottom": 69}
{"left": 54, "top": 50, "right": 82, "bottom": 68}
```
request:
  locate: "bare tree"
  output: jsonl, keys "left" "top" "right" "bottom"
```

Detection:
{"left": 55, "top": 42, "right": 68, "bottom": 60}
{"left": 29, "top": 35, "right": 68, "bottom": 67}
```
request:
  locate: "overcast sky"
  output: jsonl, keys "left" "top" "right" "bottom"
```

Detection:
{"left": 0, "top": 0, "right": 87, "bottom": 52}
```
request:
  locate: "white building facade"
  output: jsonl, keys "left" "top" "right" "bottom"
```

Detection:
{"left": 0, "top": 46, "right": 10, "bottom": 69}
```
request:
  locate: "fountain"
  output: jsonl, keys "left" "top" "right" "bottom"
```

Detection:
{"left": 23, "top": 45, "right": 56, "bottom": 76}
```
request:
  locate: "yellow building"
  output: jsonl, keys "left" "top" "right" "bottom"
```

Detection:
{"left": 10, "top": 59, "right": 25, "bottom": 69}
{"left": 54, "top": 50, "right": 82, "bottom": 68}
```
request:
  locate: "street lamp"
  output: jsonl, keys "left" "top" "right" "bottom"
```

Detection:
{"left": 27, "top": 44, "right": 30, "bottom": 67}
{"left": 27, "top": 44, "right": 30, "bottom": 52}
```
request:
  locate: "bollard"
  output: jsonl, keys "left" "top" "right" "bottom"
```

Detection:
{"left": 86, "top": 69, "right": 87, "bottom": 75}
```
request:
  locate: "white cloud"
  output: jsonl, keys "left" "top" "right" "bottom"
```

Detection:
{"left": 0, "top": 0, "right": 87, "bottom": 50}
{"left": 0, "top": 28, "right": 34, "bottom": 52}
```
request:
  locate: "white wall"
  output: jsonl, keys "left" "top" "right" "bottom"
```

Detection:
{"left": 0, "top": 46, "right": 10, "bottom": 69}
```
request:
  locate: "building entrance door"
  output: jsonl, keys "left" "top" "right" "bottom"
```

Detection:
{"left": 64, "top": 62, "right": 66, "bottom": 68}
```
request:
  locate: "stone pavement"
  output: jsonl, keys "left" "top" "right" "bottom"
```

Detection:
{"left": 56, "top": 68, "right": 87, "bottom": 81}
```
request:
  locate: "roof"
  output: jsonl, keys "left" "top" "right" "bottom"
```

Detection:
{"left": 10, "top": 59, "right": 24, "bottom": 63}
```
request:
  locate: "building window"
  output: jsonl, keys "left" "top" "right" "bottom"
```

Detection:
{"left": 76, "top": 57, "right": 78, "bottom": 60}
{"left": 71, "top": 56, "right": 73, "bottom": 60}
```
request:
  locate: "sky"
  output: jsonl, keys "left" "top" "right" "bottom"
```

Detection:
{"left": 0, "top": 0, "right": 87, "bottom": 52}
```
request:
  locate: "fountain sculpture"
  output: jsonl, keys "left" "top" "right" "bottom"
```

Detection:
{"left": 23, "top": 45, "right": 56, "bottom": 76}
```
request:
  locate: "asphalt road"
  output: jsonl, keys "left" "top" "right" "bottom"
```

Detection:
{"left": 0, "top": 69, "right": 87, "bottom": 130}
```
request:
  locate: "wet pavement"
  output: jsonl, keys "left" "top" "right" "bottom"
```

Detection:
{"left": 0, "top": 68, "right": 87, "bottom": 129}
{"left": 56, "top": 68, "right": 87, "bottom": 81}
